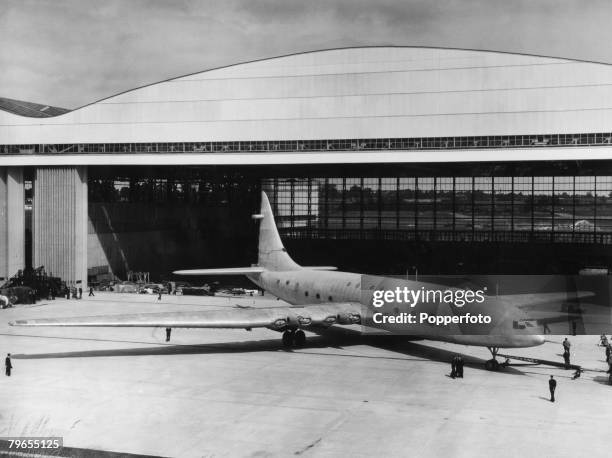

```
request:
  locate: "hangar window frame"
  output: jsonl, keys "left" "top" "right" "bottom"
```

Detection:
{"left": 7, "top": 131, "right": 612, "bottom": 156}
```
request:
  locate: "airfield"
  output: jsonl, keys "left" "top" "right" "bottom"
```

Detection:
{"left": 0, "top": 292, "right": 611, "bottom": 457}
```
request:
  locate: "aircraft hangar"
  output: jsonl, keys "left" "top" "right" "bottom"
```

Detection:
{"left": 2, "top": 46, "right": 612, "bottom": 286}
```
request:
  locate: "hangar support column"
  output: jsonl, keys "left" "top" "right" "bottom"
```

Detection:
{"left": 0, "top": 167, "right": 25, "bottom": 280}
{"left": 33, "top": 167, "right": 88, "bottom": 287}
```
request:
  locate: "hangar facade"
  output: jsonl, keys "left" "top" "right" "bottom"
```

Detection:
{"left": 1, "top": 47, "right": 612, "bottom": 285}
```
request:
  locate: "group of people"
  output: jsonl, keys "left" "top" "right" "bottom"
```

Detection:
{"left": 450, "top": 354, "right": 464, "bottom": 378}
{"left": 65, "top": 286, "right": 95, "bottom": 299}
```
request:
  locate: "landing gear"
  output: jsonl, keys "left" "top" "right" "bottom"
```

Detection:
{"left": 282, "top": 330, "right": 294, "bottom": 347}
{"left": 281, "top": 329, "right": 306, "bottom": 348}
{"left": 294, "top": 330, "right": 306, "bottom": 347}
{"left": 485, "top": 347, "right": 501, "bottom": 371}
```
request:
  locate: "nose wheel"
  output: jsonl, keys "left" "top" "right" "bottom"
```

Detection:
{"left": 281, "top": 330, "right": 306, "bottom": 348}
{"left": 485, "top": 347, "right": 501, "bottom": 371}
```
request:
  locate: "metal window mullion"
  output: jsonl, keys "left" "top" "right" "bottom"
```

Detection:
{"left": 341, "top": 178, "right": 346, "bottom": 230}
{"left": 395, "top": 177, "right": 400, "bottom": 230}
{"left": 415, "top": 177, "right": 419, "bottom": 237}
{"left": 551, "top": 176, "right": 555, "bottom": 242}
{"left": 377, "top": 177, "right": 382, "bottom": 230}
{"left": 359, "top": 177, "right": 364, "bottom": 232}
{"left": 531, "top": 176, "right": 535, "bottom": 234}
{"left": 433, "top": 177, "right": 437, "bottom": 233}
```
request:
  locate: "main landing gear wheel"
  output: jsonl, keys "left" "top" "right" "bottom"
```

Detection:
{"left": 485, "top": 346, "right": 501, "bottom": 371}
{"left": 294, "top": 330, "right": 306, "bottom": 347}
{"left": 281, "top": 330, "right": 306, "bottom": 348}
{"left": 282, "top": 330, "right": 294, "bottom": 347}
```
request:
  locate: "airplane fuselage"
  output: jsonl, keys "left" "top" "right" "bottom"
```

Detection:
{"left": 249, "top": 270, "right": 361, "bottom": 305}
{"left": 248, "top": 268, "right": 545, "bottom": 348}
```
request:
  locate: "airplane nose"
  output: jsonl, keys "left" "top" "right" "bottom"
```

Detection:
{"left": 531, "top": 334, "right": 546, "bottom": 346}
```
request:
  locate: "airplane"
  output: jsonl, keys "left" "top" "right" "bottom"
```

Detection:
{"left": 10, "top": 192, "right": 590, "bottom": 371}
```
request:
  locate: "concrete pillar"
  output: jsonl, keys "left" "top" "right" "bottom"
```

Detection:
{"left": 33, "top": 166, "right": 87, "bottom": 287}
{"left": 0, "top": 167, "right": 25, "bottom": 281}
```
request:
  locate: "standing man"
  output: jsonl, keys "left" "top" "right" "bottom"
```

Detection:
{"left": 563, "top": 349, "right": 571, "bottom": 369}
{"left": 5, "top": 353, "right": 12, "bottom": 377}
{"left": 78, "top": 287, "right": 83, "bottom": 299}
{"left": 89, "top": 287, "right": 94, "bottom": 297}
{"left": 450, "top": 355, "right": 458, "bottom": 378}
{"left": 165, "top": 327, "right": 172, "bottom": 342}
{"left": 562, "top": 337, "right": 571, "bottom": 354}
{"left": 548, "top": 375, "right": 556, "bottom": 402}
{"left": 457, "top": 355, "right": 464, "bottom": 378}
{"left": 158, "top": 291, "right": 162, "bottom": 301}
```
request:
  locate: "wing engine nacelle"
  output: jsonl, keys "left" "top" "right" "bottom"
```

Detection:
{"left": 336, "top": 313, "right": 361, "bottom": 325}
{"left": 269, "top": 304, "right": 362, "bottom": 331}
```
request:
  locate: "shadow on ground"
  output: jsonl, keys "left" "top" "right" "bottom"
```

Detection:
{"left": 9, "top": 329, "right": 525, "bottom": 374}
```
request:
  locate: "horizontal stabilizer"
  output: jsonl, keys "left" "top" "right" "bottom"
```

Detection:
{"left": 173, "top": 267, "right": 265, "bottom": 276}
{"left": 505, "top": 291, "right": 595, "bottom": 309}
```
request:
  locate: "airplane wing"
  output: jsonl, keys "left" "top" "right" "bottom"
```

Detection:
{"left": 9, "top": 303, "right": 362, "bottom": 329}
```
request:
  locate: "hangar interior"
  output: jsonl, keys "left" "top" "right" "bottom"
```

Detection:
{"left": 83, "top": 162, "right": 612, "bottom": 280}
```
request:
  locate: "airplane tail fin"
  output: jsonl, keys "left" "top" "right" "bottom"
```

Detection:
{"left": 256, "top": 191, "right": 301, "bottom": 271}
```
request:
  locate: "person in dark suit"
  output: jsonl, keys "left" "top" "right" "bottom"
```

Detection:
{"left": 450, "top": 355, "right": 458, "bottom": 378}
{"left": 5, "top": 353, "right": 12, "bottom": 376}
{"left": 456, "top": 355, "right": 464, "bottom": 378}
{"left": 563, "top": 349, "right": 571, "bottom": 369}
{"left": 549, "top": 375, "right": 557, "bottom": 402}
{"left": 165, "top": 327, "right": 171, "bottom": 342}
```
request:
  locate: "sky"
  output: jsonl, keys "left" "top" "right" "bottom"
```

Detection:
{"left": 2, "top": 0, "right": 612, "bottom": 109}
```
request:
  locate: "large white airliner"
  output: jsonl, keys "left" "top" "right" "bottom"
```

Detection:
{"left": 14, "top": 192, "right": 587, "bottom": 370}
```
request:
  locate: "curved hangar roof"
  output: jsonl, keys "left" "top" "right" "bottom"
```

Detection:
{"left": 2, "top": 46, "right": 612, "bottom": 144}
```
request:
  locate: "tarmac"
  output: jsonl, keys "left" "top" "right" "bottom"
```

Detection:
{"left": 0, "top": 292, "right": 611, "bottom": 457}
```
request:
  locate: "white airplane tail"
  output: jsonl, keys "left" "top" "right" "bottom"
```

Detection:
{"left": 256, "top": 191, "right": 302, "bottom": 271}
